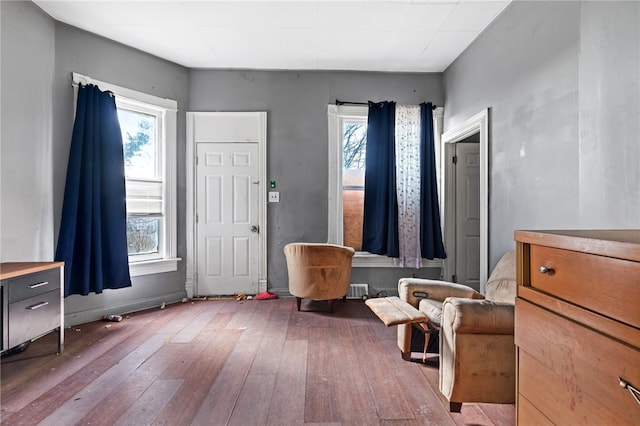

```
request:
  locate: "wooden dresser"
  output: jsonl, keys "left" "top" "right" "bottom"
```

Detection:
{"left": 514, "top": 230, "right": 640, "bottom": 425}
{"left": 1, "top": 262, "right": 64, "bottom": 354}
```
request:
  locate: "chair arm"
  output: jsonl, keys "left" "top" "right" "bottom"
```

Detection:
{"left": 441, "top": 298, "right": 514, "bottom": 335}
{"left": 398, "top": 278, "right": 484, "bottom": 308}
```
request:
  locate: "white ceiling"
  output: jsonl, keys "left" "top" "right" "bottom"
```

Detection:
{"left": 34, "top": 0, "right": 512, "bottom": 72}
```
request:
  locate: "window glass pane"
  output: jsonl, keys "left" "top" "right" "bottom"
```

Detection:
{"left": 342, "top": 122, "right": 366, "bottom": 171}
{"left": 127, "top": 216, "right": 160, "bottom": 255}
{"left": 118, "top": 108, "right": 158, "bottom": 180}
{"left": 342, "top": 121, "right": 366, "bottom": 250}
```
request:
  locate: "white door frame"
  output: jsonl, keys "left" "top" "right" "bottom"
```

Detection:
{"left": 441, "top": 109, "right": 489, "bottom": 293}
{"left": 185, "top": 112, "right": 268, "bottom": 298}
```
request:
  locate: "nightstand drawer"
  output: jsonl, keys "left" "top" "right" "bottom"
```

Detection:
{"left": 529, "top": 245, "right": 640, "bottom": 328}
{"left": 515, "top": 298, "right": 640, "bottom": 425}
{"left": 8, "top": 289, "right": 60, "bottom": 348}
{"left": 7, "top": 268, "right": 61, "bottom": 303}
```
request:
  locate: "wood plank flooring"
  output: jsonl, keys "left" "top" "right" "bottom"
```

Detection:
{"left": 1, "top": 298, "right": 514, "bottom": 425}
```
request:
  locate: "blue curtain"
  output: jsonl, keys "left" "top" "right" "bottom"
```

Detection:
{"left": 55, "top": 84, "right": 132, "bottom": 297}
{"left": 420, "top": 103, "right": 447, "bottom": 259}
{"left": 361, "top": 101, "right": 399, "bottom": 257}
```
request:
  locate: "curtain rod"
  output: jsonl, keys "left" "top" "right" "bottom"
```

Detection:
{"left": 335, "top": 99, "right": 437, "bottom": 109}
{"left": 335, "top": 99, "right": 368, "bottom": 106}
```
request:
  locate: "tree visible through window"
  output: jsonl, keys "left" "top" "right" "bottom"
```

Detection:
{"left": 342, "top": 120, "right": 366, "bottom": 250}
{"left": 117, "top": 106, "right": 163, "bottom": 258}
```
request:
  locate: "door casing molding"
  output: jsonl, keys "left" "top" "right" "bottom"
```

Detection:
{"left": 441, "top": 109, "right": 489, "bottom": 293}
{"left": 185, "top": 112, "right": 268, "bottom": 298}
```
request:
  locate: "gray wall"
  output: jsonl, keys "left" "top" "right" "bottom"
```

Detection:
{"left": 443, "top": 1, "right": 640, "bottom": 269}
{"left": 13, "top": 0, "right": 631, "bottom": 321}
{"left": 1, "top": 1, "right": 442, "bottom": 324}
{"left": 189, "top": 70, "right": 444, "bottom": 294}
{"left": 1, "top": 1, "right": 55, "bottom": 262}
{"left": 1, "top": 2, "right": 191, "bottom": 325}
{"left": 52, "top": 22, "right": 191, "bottom": 325}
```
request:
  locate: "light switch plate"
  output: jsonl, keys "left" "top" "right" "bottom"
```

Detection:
{"left": 268, "top": 191, "right": 280, "bottom": 203}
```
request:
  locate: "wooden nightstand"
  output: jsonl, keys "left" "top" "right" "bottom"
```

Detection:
{"left": 514, "top": 230, "right": 639, "bottom": 425}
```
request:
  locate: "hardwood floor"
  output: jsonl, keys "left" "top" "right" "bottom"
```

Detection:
{"left": 1, "top": 298, "right": 514, "bottom": 425}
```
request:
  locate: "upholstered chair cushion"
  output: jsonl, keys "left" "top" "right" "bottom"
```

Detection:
{"left": 485, "top": 250, "right": 517, "bottom": 303}
{"left": 441, "top": 297, "right": 515, "bottom": 335}
{"left": 398, "top": 278, "right": 484, "bottom": 307}
{"left": 439, "top": 297, "right": 516, "bottom": 406}
{"left": 418, "top": 298, "right": 445, "bottom": 325}
{"left": 396, "top": 277, "right": 483, "bottom": 359}
{"left": 284, "top": 243, "right": 355, "bottom": 312}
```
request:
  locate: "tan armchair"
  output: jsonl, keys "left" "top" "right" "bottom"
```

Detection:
{"left": 397, "top": 251, "right": 516, "bottom": 412}
{"left": 284, "top": 243, "right": 355, "bottom": 312}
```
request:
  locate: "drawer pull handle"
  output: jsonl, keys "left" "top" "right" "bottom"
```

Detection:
{"left": 26, "top": 301, "right": 49, "bottom": 310}
{"left": 619, "top": 377, "right": 640, "bottom": 405}
{"left": 28, "top": 281, "right": 49, "bottom": 289}
{"left": 539, "top": 266, "right": 554, "bottom": 274}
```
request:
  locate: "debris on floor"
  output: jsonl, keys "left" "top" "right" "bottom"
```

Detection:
{"left": 255, "top": 291, "right": 277, "bottom": 300}
{"left": 234, "top": 293, "right": 247, "bottom": 301}
{"left": 102, "top": 314, "right": 123, "bottom": 322}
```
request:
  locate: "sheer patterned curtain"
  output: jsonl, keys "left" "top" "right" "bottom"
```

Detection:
{"left": 362, "top": 100, "right": 446, "bottom": 265}
{"left": 394, "top": 105, "right": 423, "bottom": 267}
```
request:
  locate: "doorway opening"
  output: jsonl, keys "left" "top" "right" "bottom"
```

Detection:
{"left": 441, "top": 110, "right": 489, "bottom": 293}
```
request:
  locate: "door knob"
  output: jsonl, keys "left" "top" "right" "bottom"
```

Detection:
{"left": 251, "top": 225, "right": 259, "bottom": 233}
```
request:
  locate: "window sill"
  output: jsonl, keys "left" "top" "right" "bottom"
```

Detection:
{"left": 352, "top": 252, "right": 443, "bottom": 268}
{"left": 129, "top": 257, "right": 181, "bottom": 277}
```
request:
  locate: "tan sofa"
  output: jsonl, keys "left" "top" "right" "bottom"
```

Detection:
{"left": 284, "top": 243, "right": 355, "bottom": 312}
{"left": 397, "top": 251, "right": 516, "bottom": 412}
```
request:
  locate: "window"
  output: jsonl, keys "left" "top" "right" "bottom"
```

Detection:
{"left": 341, "top": 118, "right": 367, "bottom": 250}
{"left": 72, "top": 72, "right": 179, "bottom": 277}
{"left": 328, "top": 104, "right": 443, "bottom": 267}
{"left": 117, "top": 101, "right": 163, "bottom": 261}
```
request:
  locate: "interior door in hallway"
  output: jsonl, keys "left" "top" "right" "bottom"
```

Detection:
{"left": 196, "top": 142, "right": 259, "bottom": 295}
{"left": 454, "top": 142, "right": 480, "bottom": 290}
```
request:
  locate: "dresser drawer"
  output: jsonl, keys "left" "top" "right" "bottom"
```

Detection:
{"left": 8, "top": 289, "right": 61, "bottom": 348}
{"left": 7, "top": 268, "right": 61, "bottom": 304}
{"left": 515, "top": 299, "right": 640, "bottom": 425}
{"left": 529, "top": 245, "right": 640, "bottom": 329}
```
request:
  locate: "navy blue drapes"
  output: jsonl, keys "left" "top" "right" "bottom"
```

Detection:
{"left": 55, "top": 84, "right": 132, "bottom": 297}
{"left": 419, "top": 103, "right": 447, "bottom": 259}
{"left": 361, "top": 101, "right": 399, "bottom": 257}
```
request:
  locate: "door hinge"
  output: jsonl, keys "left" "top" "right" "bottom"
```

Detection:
{"left": 452, "top": 155, "right": 458, "bottom": 164}
{"left": 196, "top": 156, "right": 199, "bottom": 165}
{"left": 196, "top": 214, "right": 199, "bottom": 223}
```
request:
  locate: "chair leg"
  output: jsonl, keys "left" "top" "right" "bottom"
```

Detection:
{"left": 296, "top": 297, "right": 302, "bottom": 311}
{"left": 449, "top": 402, "right": 462, "bottom": 413}
{"left": 328, "top": 299, "right": 335, "bottom": 313}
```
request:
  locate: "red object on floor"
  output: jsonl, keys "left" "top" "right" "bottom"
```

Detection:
{"left": 255, "top": 291, "right": 277, "bottom": 300}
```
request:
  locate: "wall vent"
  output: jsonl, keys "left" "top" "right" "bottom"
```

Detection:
{"left": 347, "top": 283, "right": 369, "bottom": 300}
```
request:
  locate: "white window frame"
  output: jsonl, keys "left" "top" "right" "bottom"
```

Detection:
{"left": 327, "top": 104, "right": 443, "bottom": 268}
{"left": 72, "top": 72, "right": 179, "bottom": 277}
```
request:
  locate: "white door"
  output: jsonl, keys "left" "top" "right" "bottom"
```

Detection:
{"left": 454, "top": 142, "right": 480, "bottom": 290}
{"left": 196, "top": 142, "right": 259, "bottom": 295}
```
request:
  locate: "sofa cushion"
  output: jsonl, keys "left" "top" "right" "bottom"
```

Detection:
{"left": 485, "top": 251, "right": 516, "bottom": 304}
